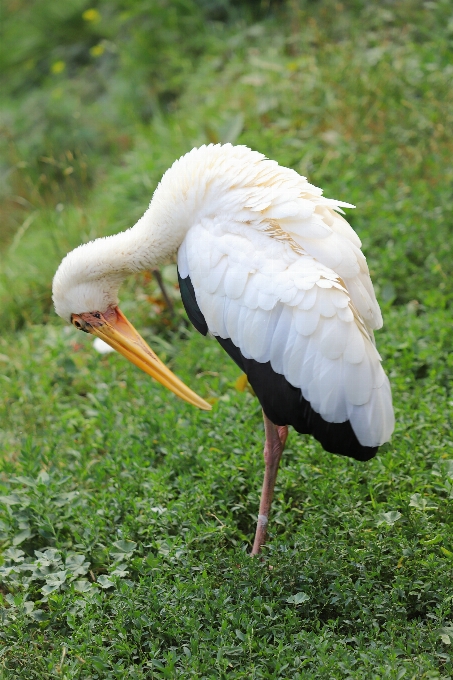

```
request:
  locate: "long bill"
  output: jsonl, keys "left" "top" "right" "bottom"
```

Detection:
{"left": 71, "top": 306, "right": 211, "bottom": 411}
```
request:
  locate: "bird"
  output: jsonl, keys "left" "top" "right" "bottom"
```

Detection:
{"left": 53, "top": 143, "right": 394, "bottom": 555}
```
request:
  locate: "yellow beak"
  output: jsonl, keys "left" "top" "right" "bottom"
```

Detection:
{"left": 71, "top": 306, "right": 211, "bottom": 411}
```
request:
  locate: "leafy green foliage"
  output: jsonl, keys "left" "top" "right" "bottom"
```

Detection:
{"left": 1, "top": 0, "right": 453, "bottom": 676}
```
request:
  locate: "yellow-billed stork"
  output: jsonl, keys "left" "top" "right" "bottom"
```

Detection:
{"left": 53, "top": 144, "right": 394, "bottom": 554}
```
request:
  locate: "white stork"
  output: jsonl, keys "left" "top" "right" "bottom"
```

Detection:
{"left": 53, "top": 144, "right": 394, "bottom": 555}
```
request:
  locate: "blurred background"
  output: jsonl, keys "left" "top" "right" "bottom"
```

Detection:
{"left": 1, "top": 0, "right": 452, "bottom": 331}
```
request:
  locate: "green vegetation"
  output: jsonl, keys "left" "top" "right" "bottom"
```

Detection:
{"left": 1, "top": 0, "right": 452, "bottom": 676}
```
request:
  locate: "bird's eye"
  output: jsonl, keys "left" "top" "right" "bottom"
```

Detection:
{"left": 93, "top": 312, "right": 101, "bottom": 319}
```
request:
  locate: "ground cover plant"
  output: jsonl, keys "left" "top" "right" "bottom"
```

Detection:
{"left": 1, "top": 0, "right": 452, "bottom": 677}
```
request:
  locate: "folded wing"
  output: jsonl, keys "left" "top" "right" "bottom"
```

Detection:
{"left": 178, "top": 212, "right": 394, "bottom": 448}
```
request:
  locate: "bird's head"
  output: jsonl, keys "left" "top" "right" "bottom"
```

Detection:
{"left": 52, "top": 240, "right": 211, "bottom": 411}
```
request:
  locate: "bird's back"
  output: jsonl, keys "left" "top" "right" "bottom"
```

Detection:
{"left": 168, "top": 145, "right": 394, "bottom": 451}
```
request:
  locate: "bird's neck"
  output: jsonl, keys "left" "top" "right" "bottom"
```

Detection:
{"left": 89, "top": 194, "right": 195, "bottom": 281}
{"left": 98, "top": 143, "right": 269, "bottom": 275}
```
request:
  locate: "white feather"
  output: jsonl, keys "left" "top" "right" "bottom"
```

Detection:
{"left": 53, "top": 143, "right": 394, "bottom": 447}
{"left": 295, "top": 306, "right": 321, "bottom": 336}
{"left": 299, "top": 285, "right": 318, "bottom": 310}
{"left": 182, "top": 210, "right": 392, "bottom": 446}
{"left": 319, "top": 315, "right": 350, "bottom": 360}
{"left": 269, "top": 305, "right": 294, "bottom": 374}
{"left": 224, "top": 265, "right": 249, "bottom": 299}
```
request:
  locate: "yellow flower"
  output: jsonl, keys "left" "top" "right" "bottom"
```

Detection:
{"left": 82, "top": 8, "right": 101, "bottom": 22}
{"left": 51, "top": 61, "right": 66, "bottom": 75}
{"left": 90, "top": 43, "right": 105, "bottom": 57}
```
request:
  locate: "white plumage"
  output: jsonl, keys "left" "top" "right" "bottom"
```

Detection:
{"left": 174, "top": 146, "right": 393, "bottom": 447}
{"left": 53, "top": 143, "right": 394, "bottom": 553}
{"left": 53, "top": 143, "right": 394, "bottom": 446}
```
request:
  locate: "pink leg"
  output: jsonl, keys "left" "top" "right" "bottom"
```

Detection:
{"left": 251, "top": 411, "right": 288, "bottom": 556}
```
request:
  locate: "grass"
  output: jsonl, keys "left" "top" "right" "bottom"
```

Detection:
{"left": 1, "top": 303, "right": 452, "bottom": 677}
{"left": 1, "top": 0, "right": 453, "bottom": 677}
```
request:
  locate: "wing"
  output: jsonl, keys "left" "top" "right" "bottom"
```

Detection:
{"left": 178, "top": 217, "right": 394, "bottom": 448}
